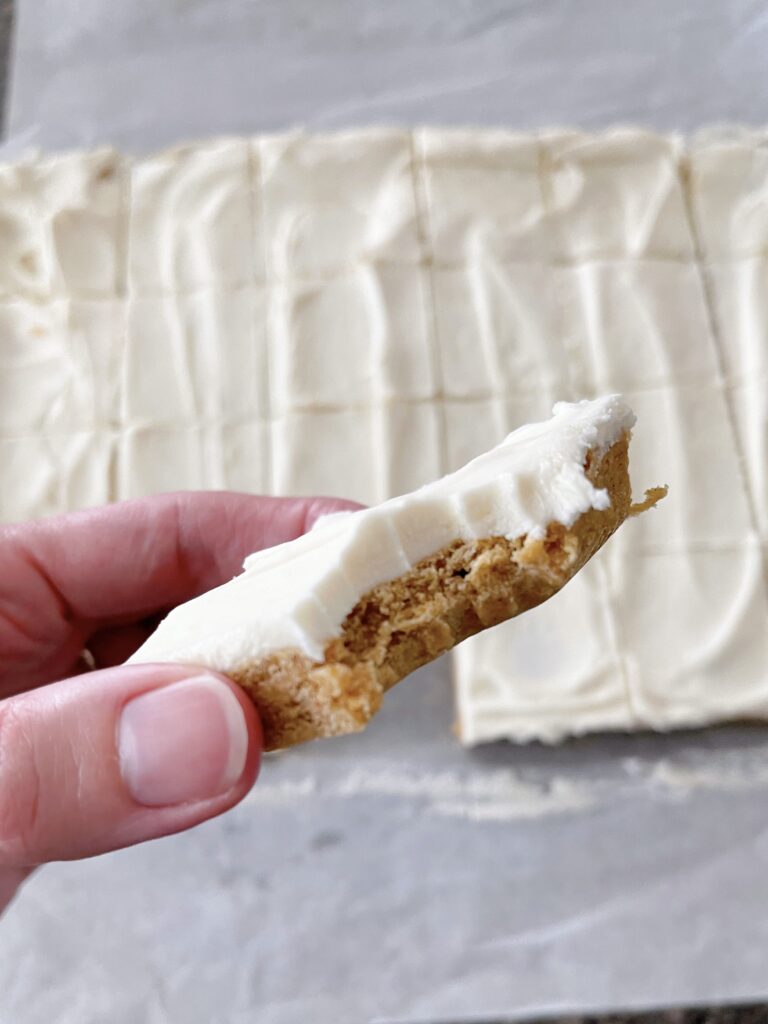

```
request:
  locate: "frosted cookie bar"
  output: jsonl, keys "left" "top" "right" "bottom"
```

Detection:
{"left": 129, "top": 396, "right": 661, "bottom": 749}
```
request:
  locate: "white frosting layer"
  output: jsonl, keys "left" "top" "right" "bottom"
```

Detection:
{"left": 129, "top": 396, "right": 633, "bottom": 669}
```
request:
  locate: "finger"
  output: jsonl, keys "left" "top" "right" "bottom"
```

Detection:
{"left": 0, "top": 663, "right": 261, "bottom": 867}
{"left": 0, "top": 491, "right": 358, "bottom": 692}
{"left": 87, "top": 623, "right": 159, "bottom": 668}
{"left": 0, "top": 868, "right": 31, "bottom": 918}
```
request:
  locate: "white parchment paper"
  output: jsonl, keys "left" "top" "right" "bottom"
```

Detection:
{"left": 4, "top": 3, "right": 768, "bottom": 1022}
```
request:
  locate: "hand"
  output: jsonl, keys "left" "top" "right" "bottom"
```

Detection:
{"left": 0, "top": 491, "right": 355, "bottom": 916}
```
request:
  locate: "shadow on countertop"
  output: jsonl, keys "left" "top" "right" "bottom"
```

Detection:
{"left": 0, "top": 0, "right": 14, "bottom": 134}
{"left": 518, "top": 1005, "right": 768, "bottom": 1024}
{"left": 423, "top": 1005, "right": 768, "bottom": 1024}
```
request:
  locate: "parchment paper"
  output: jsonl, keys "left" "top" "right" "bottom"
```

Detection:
{"left": 4, "top": 3, "right": 768, "bottom": 1023}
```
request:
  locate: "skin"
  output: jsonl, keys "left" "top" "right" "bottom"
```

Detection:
{"left": 0, "top": 491, "right": 356, "bottom": 916}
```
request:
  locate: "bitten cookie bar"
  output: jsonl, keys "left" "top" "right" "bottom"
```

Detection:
{"left": 129, "top": 396, "right": 663, "bottom": 749}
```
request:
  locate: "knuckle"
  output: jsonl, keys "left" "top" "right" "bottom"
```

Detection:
{"left": 0, "top": 699, "right": 41, "bottom": 865}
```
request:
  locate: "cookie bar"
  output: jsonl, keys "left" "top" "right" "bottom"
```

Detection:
{"left": 129, "top": 396, "right": 661, "bottom": 749}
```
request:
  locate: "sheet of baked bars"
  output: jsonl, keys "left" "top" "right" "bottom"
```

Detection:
{"left": 0, "top": 126, "right": 765, "bottom": 742}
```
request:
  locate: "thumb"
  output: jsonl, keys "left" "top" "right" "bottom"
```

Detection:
{"left": 0, "top": 665, "right": 260, "bottom": 867}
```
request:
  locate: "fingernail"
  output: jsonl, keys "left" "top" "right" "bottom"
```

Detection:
{"left": 118, "top": 675, "right": 249, "bottom": 807}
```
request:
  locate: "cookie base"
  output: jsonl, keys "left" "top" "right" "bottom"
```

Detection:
{"left": 233, "top": 434, "right": 634, "bottom": 750}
